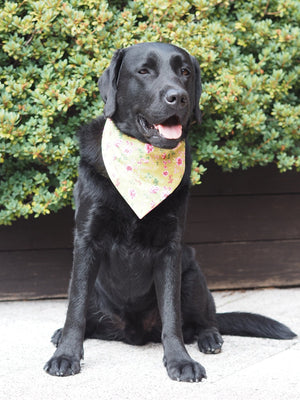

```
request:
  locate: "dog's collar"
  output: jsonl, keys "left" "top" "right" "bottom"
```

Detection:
{"left": 101, "top": 118, "right": 186, "bottom": 219}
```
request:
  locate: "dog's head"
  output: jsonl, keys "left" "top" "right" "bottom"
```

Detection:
{"left": 98, "top": 42, "right": 202, "bottom": 149}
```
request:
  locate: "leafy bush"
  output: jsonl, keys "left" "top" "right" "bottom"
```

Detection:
{"left": 1, "top": 0, "right": 299, "bottom": 224}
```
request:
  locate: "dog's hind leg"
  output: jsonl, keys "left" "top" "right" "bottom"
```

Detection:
{"left": 181, "top": 245, "right": 224, "bottom": 354}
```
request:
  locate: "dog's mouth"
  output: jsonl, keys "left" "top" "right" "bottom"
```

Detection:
{"left": 138, "top": 115, "right": 182, "bottom": 140}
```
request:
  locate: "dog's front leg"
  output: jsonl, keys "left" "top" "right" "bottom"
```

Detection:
{"left": 154, "top": 252, "right": 207, "bottom": 382}
{"left": 44, "top": 242, "right": 99, "bottom": 376}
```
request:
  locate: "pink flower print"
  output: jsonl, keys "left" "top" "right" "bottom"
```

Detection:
{"left": 145, "top": 144, "right": 154, "bottom": 153}
{"left": 150, "top": 186, "right": 159, "bottom": 194}
{"left": 124, "top": 146, "right": 132, "bottom": 154}
{"left": 126, "top": 165, "right": 133, "bottom": 171}
{"left": 163, "top": 170, "right": 169, "bottom": 176}
{"left": 163, "top": 159, "right": 171, "bottom": 168}
{"left": 176, "top": 157, "right": 183, "bottom": 166}
{"left": 129, "top": 189, "right": 136, "bottom": 198}
{"left": 161, "top": 153, "right": 166, "bottom": 159}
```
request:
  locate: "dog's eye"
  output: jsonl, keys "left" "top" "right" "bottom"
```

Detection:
{"left": 138, "top": 68, "right": 150, "bottom": 75}
{"left": 181, "top": 68, "right": 190, "bottom": 76}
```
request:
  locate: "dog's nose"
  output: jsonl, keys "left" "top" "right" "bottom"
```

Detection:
{"left": 165, "top": 89, "right": 188, "bottom": 108}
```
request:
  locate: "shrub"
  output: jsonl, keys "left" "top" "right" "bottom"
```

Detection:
{"left": 0, "top": 0, "right": 299, "bottom": 224}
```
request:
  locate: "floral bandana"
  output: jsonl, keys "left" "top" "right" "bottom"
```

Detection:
{"left": 102, "top": 118, "right": 186, "bottom": 219}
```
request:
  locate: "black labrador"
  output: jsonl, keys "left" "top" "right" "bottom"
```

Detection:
{"left": 44, "top": 42, "right": 296, "bottom": 382}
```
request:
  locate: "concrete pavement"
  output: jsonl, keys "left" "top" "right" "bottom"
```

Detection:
{"left": 1, "top": 288, "right": 299, "bottom": 400}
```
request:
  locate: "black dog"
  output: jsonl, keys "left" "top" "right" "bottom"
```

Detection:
{"left": 44, "top": 43, "right": 296, "bottom": 382}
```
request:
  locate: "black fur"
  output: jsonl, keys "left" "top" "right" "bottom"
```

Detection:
{"left": 44, "top": 43, "right": 296, "bottom": 382}
{"left": 217, "top": 312, "right": 296, "bottom": 339}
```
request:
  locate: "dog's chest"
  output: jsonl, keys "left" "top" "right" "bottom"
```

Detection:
{"left": 96, "top": 222, "right": 166, "bottom": 305}
{"left": 94, "top": 208, "right": 181, "bottom": 300}
{"left": 103, "top": 209, "right": 180, "bottom": 251}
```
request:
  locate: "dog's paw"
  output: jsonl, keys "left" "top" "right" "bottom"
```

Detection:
{"left": 198, "top": 328, "right": 224, "bottom": 354}
{"left": 44, "top": 355, "right": 81, "bottom": 377}
{"left": 164, "top": 358, "right": 207, "bottom": 382}
{"left": 51, "top": 328, "right": 63, "bottom": 347}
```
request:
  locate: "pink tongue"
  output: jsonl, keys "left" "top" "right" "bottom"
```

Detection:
{"left": 154, "top": 124, "right": 182, "bottom": 139}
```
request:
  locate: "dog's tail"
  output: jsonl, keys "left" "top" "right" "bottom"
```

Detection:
{"left": 216, "top": 312, "right": 297, "bottom": 340}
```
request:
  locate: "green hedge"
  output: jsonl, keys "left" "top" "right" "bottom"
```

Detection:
{"left": 0, "top": 0, "right": 299, "bottom": 224}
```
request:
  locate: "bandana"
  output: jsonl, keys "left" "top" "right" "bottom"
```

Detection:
{"left": 102, "top": 118, "right": 185, "bottom": 219}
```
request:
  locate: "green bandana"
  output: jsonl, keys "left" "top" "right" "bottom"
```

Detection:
{"left": 102, "top": 118, "right": 186, "bottom": 219}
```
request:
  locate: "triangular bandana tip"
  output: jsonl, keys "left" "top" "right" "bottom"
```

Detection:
{"left": 101, "top": 118, "right": 186, "bottom": 219}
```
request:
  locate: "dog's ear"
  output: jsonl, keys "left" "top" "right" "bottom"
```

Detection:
{"left": 191, "top": 56, "right": 202, "bottom": 124}
{"left": 98, "top": 49, "right": 125, "bottom": 118}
